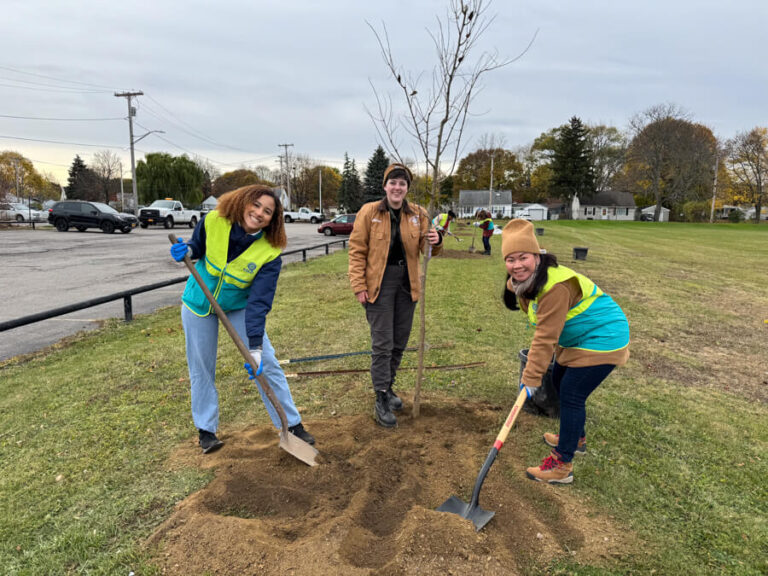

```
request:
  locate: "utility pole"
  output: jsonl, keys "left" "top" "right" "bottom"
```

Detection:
{"left": 278, "top": 143, "right": 293, "bottom": 208}
{"left": 119, "top": 162, "right": 125, "bottom": 212}
{"left": 488, "top": 150, "right": 495, "bottom": 213}
{"left": 709, "top": 154, "right": 719, "bottom": 224}
{"left": 114, "top": 90, "right": 143, "bottom": 213}
{"left": 318, "top": 168, "right": 323, "bottom": 216}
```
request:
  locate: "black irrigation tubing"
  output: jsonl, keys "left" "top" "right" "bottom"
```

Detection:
{"left": 278, "top": 343, "right": 454, "bottom": 365}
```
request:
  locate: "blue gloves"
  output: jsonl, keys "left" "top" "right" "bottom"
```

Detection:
{"left": 244, "top": 348, "right": 263, "bottom": 379}
{"left": 170, "top": 238, "right": 190, "bottom": 262}
{"left": 520, "top": 382, "right": 536, "bottom": 399}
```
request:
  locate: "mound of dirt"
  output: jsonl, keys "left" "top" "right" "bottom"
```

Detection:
{"left": 148, "top": 401, "right": 631, "bottom": 574}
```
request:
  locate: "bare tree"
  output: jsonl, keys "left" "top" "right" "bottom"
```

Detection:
{"left": 368, "top": 0, "right": 534, "bottom": 416}
{"left": 587, "top": 125, "right": 627, "bottom": 195}
{"left": 92, "top": 150, "right": 121, "bottom": 205}
{"left": 726, "top": 127, "right": 768, "bottom": 223}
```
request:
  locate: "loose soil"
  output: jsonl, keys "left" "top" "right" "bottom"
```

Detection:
{"left": 148, "top": 400, "right": 633, "bottom": 575}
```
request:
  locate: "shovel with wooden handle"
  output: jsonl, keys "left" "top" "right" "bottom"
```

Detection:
{"left": 169, "top": 234, "right": 319, "bottom": 467}
{"left": 436, "top": 388, "right": 527, "bottom": 530}
{"left": 468, "top": 224, "right": 477, "bottom": 253}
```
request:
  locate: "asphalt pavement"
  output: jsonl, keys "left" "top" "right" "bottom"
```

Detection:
{"left": 0, "top": 222, "right": 348, "bottom": 362}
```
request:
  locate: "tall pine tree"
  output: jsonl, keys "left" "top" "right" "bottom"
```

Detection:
{"left": 362, "top": 146, "right": 389, "bottom": 203}
{"left": 551, "top": 116, "right": 596, "bottom": 212}
{"left": 339, "top": 153, "right": 364, "bottom": 212}
{"left": 66, "top": 155, "right": 98, "bottom": 200}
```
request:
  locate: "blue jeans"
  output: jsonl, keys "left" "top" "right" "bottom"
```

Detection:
{"left": 552, "top": 361, "right": 615, "bottom": 462}
{"left": 181, "top": 305, "right": 301, "bottom": 433}
{"left": 482, "top": 236, "right": 491, "bottom": 253}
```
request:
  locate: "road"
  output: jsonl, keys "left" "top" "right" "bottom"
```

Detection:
{"left": 0, "top": 223, "right": 348, "bottom": 362}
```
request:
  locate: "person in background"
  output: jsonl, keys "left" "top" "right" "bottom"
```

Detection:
{"left": 432, "top": 209, "right": 457, "bottom": 238}
{"left": 473, "top": 210, "right": 495, "bottom": 255}
{"left": 170, "top": 185, "right": 315, "bottom": 453}
{"left": 348, "top": 163, "right": 443, "bottom": 427}
{"left": 501, "top": 219, "right": 629, "bottom": 483}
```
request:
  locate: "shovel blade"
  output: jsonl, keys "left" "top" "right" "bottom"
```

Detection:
{"left": 279, "top": 431, "right": 320, "bottom": 467}
{"left": 436, "top": 495, "right": 495, "bottom": 531}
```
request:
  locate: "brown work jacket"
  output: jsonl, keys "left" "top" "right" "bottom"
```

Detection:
{"left": 348, "top": 199, "right": 442, "bottom": 303}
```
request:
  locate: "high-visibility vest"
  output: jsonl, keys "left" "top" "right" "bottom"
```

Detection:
{"left": 182, "top": 211, "right": 282, "bottom": 316}
{"left": 432, "top": 213, "right": 451, "bottom": 229}
{"left": 528, "top": 265, "right": 629, "bottom": 352}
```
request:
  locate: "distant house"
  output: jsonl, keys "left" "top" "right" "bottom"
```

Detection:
{"left": 513, "top": 203, "right": 549, "bottom": 221}
{"left": 545, "top": 201, "right": 566, "bottom": 220}
{"left": 640, "top": 205, "right": 670, "bottom": 222}
{"left": 744, "top": 206, "right": 768, "bottom": 221}
{"left": 573, "top": 191, "right": 636, "bottom": 221}
{"left": 201, "top": 195, "right": 218, "bottom": 213}
{"left": 458, "top": 189, "right": 513, "bottom": 218}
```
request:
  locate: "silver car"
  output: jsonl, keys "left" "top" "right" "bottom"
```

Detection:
{"left": 0, "top": 202, "right": 45, "bottom": 222}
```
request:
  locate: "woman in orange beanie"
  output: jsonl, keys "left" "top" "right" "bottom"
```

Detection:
{"left": 501, "top": 219, "right": 629, "bottom": 484}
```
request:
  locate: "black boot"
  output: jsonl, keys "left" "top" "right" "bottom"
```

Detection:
{"left": 387, "top": 388, "right": 403, "bottom": 411}
{"left": 374, "top": 390, "right": 397, "bottom": 427}
{"left": 288, "top": 422, "right": 316, "bottom": 445}
{"left": 198, "top": 429, "right": 224, "bottom": 454}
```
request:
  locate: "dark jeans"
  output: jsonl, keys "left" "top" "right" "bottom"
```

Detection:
{"left": 552, "top": 361, "right": 615, "bottom": 462}
{"left": 365, "top": 265, "right": 417, "bottom": 392}
{"left": 482, "top": 236, "right": 491, "bottom": 253}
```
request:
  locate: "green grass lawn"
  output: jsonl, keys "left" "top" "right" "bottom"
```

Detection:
{"left": 1, "top": 220, "right": 766, "bottom": 575}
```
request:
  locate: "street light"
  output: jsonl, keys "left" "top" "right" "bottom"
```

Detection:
{"left": 129, "top": 130, "right": 164, "bottom": 213}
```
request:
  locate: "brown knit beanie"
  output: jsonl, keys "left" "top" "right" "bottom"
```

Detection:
{"left": 501, "top": 219, "right": 541, "bottom": 257}
{"left": 382, "top": 163, "right": 413, "bottom": 186}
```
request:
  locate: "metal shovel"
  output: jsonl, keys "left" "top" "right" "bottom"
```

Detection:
{"left": 468, "top": 225, "right": 477, "bottom": 253}
{"left": 169, "top": 234, "right": 319, "bottom": 467}
{"left": 436, "top": 388, "right": 527, "bottom": 530}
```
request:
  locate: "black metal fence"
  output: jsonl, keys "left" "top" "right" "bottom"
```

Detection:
{"left": 0, "top": 239, "right": 348, "bottom": 333}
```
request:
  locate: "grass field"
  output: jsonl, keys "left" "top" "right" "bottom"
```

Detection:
{"left": 1, "top": 220, "right": 766, "bottom": 575}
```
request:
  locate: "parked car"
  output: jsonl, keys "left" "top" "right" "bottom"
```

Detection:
{"left": 317, "top": 213, "right": 356, "bottom": 236}
{"left": 0, "top": 202, "right": 45, "bottom": 222}
{"left": 48, "top": 200, "right": 139, "bottom": 233}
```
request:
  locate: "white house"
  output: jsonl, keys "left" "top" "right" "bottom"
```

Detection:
{"left": 201, "top": 195, "right": 218, "bottom": 212}
{"left": 458, "top": 189, "right": 513, "bottom": 218}
{"left": 513, "top": 203, "right": 549, "bottom": 221}
{"left": 574, "top": 191, "right": 636, "bottom": 221}
{"left": 641, "top": 205, "right": 670, "bottom": 222}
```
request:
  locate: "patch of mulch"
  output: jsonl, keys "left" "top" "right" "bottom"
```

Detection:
{"left": 147, "top": 400, "right": 634, "bottom": 575}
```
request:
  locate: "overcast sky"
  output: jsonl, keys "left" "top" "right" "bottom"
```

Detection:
{"left": 1, "top": 0, "right": 766, "bottom": 184}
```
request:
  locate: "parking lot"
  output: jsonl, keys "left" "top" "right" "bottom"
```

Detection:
{"left": 0, "top": 223, "right": 347, "bottom": 361}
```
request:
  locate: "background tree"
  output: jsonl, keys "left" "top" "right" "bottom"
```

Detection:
{"left": 91, "top": 150, "right": 121, "bottom": 205}
{"left": 0, "top": 151, "right": 58, "bottom": 202}
{"left": 368, "top": 0, "right": 530, "bottom": 416}
{"left": 135, "top": 153, "right": 204, "bottom": 205}
{"left": 303, "top": 165, "right": 341, "bottom": 211}
{"left": 452, "top": 147, "right": 524, "bottom": 198}
{"left": 587, "top": 124, "right": 627, "bottom": 194}
{"left": 550, "top": 116, "right": 596, "bottom": 214}
{"left": 212, "top": 168, "right": 271, "bottom": 197}
{"left": 338, "top": 153, "right": 363, "bottom": 213}
{"left": 66, "top": 155, "right": 99, "bottom": 201}
{"left": 363, "top": 146, "right": 390, "bottom": 203}
{"left": 726, "top": 127, "right": 767, "bottom": 223}
{"left": 624, "top": 104, "right": 717, "bottom": 220}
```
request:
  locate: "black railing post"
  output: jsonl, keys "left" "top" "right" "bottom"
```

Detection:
{"left": 302, "top": 249, "right": 307, "bottom": 262}
{"left": 325, "top": 244, "right": 329, "bottom": 255}
{"left": 124, "top": 295, "right": 133, "bottom": 322}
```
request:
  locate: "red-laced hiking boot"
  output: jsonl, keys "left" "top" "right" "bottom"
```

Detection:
{"left": 526, "top": 451, "right": 574, "bottom": 484}
{"left": 543, "top": 433, "right": 586, "bottom": 455}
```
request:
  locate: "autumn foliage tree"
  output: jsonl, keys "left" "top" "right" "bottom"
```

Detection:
{"left": 726, "top": 127, "right": 767, "bottom": 223}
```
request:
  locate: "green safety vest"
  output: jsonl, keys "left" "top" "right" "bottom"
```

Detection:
{"left": 528, "top": 265, "right": 629, "bottom": 352}
{"left": 182, "top": 211, "right": 282, "bottom": 316}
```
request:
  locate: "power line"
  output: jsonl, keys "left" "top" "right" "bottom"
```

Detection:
{"left": 0, "top": 133, "right": 125, "bottom": 149}
{"left": 0, "top": 64, "right": 118, "bottom": 90}
{"left": 0, "top": 81, "right": 108, "bottom": 94}
{"left": 0, "top": 113, "right": 123, "bottom": 121}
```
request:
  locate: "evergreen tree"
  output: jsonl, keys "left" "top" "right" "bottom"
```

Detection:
{"left": 363, "top": 146, "right": 389, "bottom": 203}
{"left": 66, "top": 155, "right": 98, "bottom": 200}
{"left": 339, "top": 153, "right": 364, "bottom": 212}
{"left": 551, "top": 116, "right": 596, "bottom": 211}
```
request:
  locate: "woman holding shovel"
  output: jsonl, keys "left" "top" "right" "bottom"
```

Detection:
{"left": 170, "top": 185, "right": 315, "bottom": 453}
{"left": 501, "top": 219, "right": 629, "bottom": 483}
{"left": 348, "top": 163, "right": 443, "bottom": 428}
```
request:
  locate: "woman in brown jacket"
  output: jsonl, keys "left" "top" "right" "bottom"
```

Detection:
{"left": 348, "top": 163, "right": 442, "bottom": 427}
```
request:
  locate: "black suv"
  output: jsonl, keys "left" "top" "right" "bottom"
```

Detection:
{"left": 48, "top": 201, "right": 139, "bottom": 234}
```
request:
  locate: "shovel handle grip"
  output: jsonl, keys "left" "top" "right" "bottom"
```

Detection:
{"left": 168, "top": 233, "right": 290, "bottom": 434}
{"left": 493, "top": 388, "right": 528, "bottom": 450}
